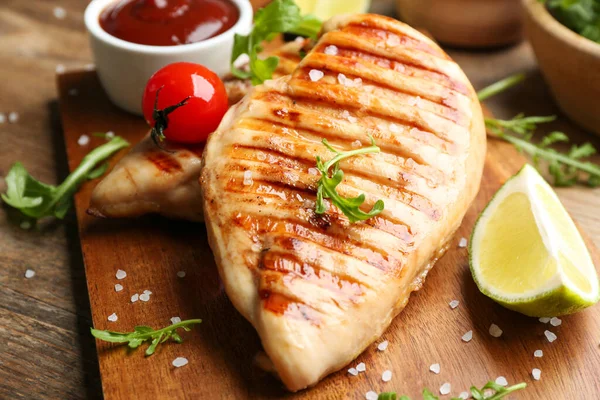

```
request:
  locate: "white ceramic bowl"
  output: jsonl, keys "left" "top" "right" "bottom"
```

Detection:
{"left": 84, "top": 0, "right": 253, "bottom": 115}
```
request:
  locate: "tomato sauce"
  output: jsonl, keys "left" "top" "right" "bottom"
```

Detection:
{"left": 99, "top": 0, "right": 239, "bottom": 46}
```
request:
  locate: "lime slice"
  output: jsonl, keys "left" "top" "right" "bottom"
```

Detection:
{"left": 296, "top": 0, "right": 371, "bottom": 20}
{"left": 469, "top": 164, "right": 599, "bottom": 317}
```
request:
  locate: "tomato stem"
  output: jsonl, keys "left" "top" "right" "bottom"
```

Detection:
{"left": 150, "top": 86, "right": 191, "bottom": 151}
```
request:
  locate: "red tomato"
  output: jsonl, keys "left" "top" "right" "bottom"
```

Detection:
{"left": 142, "top": 62, "right": 228, "bottom": 144}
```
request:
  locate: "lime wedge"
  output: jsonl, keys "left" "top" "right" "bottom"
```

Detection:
{"left": 296, "top": 0, "right": 371, "bottom": 20}
{"left": 469, "top": 164, "right": 599, "bottom": 317}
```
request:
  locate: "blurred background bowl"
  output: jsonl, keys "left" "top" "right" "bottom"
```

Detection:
{"left": 522, "top": 0, "right": 600, "bottom": 136}
{"left": 395, "top": 0, "right": 523, "bottom": 48}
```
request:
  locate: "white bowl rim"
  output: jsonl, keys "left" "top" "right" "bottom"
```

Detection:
{"left": 522, "top": 0, "right": 600, "bottom": 56}
{"left": 84, "top": 0, "right": 253, "bottom": 55}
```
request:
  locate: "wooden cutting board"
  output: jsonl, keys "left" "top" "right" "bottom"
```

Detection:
{"left": 56, "top": 74, "right": 600, "bottom": 400}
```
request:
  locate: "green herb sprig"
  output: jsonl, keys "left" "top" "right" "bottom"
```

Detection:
{"left": 378, "top": 381, "right": 527, "bottom": 400}
{"left": 315, "top": 137, "right": 385, "bottom": 222}
{"left": 543, "top": 0, "right": 600, "bottom": 43}
{"left": 91, "top": 319, "right": 202, "bottom": 356}
{"left": 230, "top": 0, "right": 321, "bottom": 85}
{"left": 2, "top": 136, "right": 129, "bottom": 224}
{"left": 477, "top": 74, "right": 600, "bottom": 187}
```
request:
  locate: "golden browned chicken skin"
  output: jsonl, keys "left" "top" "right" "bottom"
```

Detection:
{"left": 201, "top": 14, "right": 486, "bottom": 391}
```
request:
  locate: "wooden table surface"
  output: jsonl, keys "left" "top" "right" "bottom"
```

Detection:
{"left": 1, "top": 1, "right": 598, "bottom": 399}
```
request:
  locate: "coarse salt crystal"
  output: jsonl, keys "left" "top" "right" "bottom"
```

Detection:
{"left": 69, "top": 88, "right": 78, "bottom": 96}
{"left": 429, "top": 363, "right": 440, "bottom": 374}
{"left": 56, "top": 64, "right": 66, "bottom": 74}
{"left": 116, "top": 269, "right": 127, "bottom": 279}
{"left": 143, "top": 290, "right": 152, "bottom": 295}
{"left": 458, "top": 392, "right": 469, "bottom": 399}
{"left": 337, "top": 73, "right": 347, "bottom": 85}
{"left": 440, "top": 382, "right": 451, "bottom": 395}
{"left": 20, "top": 220, "right": 31, "bottom": 230}
{"left": 462, "top": 330, "right": 473, "bottom": 342}
{"left": 348, "top": 368, "right": 359, "bottom": 376}
{"left": 550, "top": 317, "right": 562, "bottom": 326}
{"left": 458, "top": 237, "right": 468, "bottom": 248}
{"left": 534, "top": 350, "right": 543, "bottom": 358}
{"left": 449, "top": 300, "right": 460, "bottom": 309}
{"left": 171, "top": 316, "right": 182, "bottom": 324}
{"left": 390, "top": 123, "right": 400, "bottom": 133}
{"left": 8, "top": 112, "right": 19, "bottom": 123}
{"left": 532, "top": 368, "right": 541, "bottom": 381}
{"left": 257, "top": 152, "right": 267, "bottom": 161}
{"left": 53, "top": 7, "right": 66, "bottom": 19}
{"left": 308, "top": 167, "right": 319, "bottom": 176}
{"left": 295, "top": 194, "right": 304, "bottom": 202}
{"left": 107, "top": 313, "right": 118, "bottom": 322}
{"left": 341, "top": 110, "right": 357, "bottom": 123}
{"left": 177, "top": 271, "right": 186, "bottom": 278}
{"left": 114, "top": 284, "right": 123, "bottom": 292}
{"left": 140, "top": 293, "right": 150, "bottom": 302}
{"left": 489, "top": 323, "right": 503, "bottom": 338}
{"left": 131, "top": 293, "right": 139, "bottom": 303}
{"left": 539, "top": 317, "right": 551, "bottom": 323}
{"left": 377, "top": 340, "right": 389, "bottom": 351}
{"left": 25, "top": 269, "right": 35, "bottom": 279}
{"left": 382, "top": 370, "right": 392, "bottom": 382}
{"left": 356, "top": 362, "right": 366, "bottom": 372}
{"left": 0, "top": 113, "right": 5, "bottom": 123}
{"left": 495, "top": 376, "right": 508, "bottom": 386}
{"left": 365, "top": 391, "right": 378, "bottom": 400}
{"left": 309, "top": 69, "right": 324, "bottom": 82}
{"left": 386, "top": 35, "right": 400, "bottom": 47}
{"left": 352, "top": 140, "right": 362, "bottom": 149}
{"left": 172, "top": 357, "right": 188, "bottom": 367}
{"left": 106, "top": 131, "right": 115, "bottom": 139}
{"left": 243, "top": 170, "right": 253, "bottom": 186}
{"left": 324, "top": 45, "right": 338, "bottom": 56}
{"left": 544, "top": 330, "right": 557, "bottom": 342}
{"left": 78, "top": 135, "right": 90, "bottom": 146}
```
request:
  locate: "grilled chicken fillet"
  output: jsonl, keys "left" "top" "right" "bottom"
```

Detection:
{"left": 201, "top": 14, "right": 486, "bottom": 391}
{"left": 87, "top": 39, "right": 309, "bottom": 220}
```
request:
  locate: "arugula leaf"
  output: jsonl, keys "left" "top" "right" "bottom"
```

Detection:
{"left": 377, "top": 381, "right": 526, "bottom": 400}
{"left": 1, "top": 136, "right": 128, "bottom": 223}
{"left": 90, "top": 319, "right": 202, "bottom": 356}
{"left": 230, "top": 0, "right": 321, "bottom": 85}
{"left": 477, "top": 74, "right": 600, "bottom": 187}
{"left": 544, "top": 0, "right": 600, "bottom": 43}
{"left": 315, "top": 137, "right": 385, "bottom": 222}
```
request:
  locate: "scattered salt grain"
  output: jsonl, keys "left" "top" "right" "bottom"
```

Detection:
{"left": 356, "top": 362, "right": 366, "bottom": 372}
{"left": 440, "top": 382, "right": 451, "bottom": 395}
{"left": 382, "top": 370, "right": 392, "bottom": 382}
{"left": 25, "top": 269, "right": 35, "bottom": 279}
{"left": 489, "top": 323, "right": 503, "bottom": 338}
{"left": 544, "top": 330, "right": 557, "bottom": 343}
{"left": 550, "top": 317, "right": 562, "bottom": 327}
{"left": 114, "top": 284, "right": 123, "bottom": 292}
{"left": 140, "top": 293, "right": 150, "bottom": 302}
{"left": 462, "top": 330, "right": 473, "bottom": 342}
{"left": 390, "top": 123, "right": 400, "bottom": 133}
{"left": 365, "top": 391, "right": 378, "bottom": 400}
{"left": 53, "top": 7, "right": 66, "bottom": 19}
{"left": 532, "top": 368, "right": 541, "bottom": 381}
{"left": 458, "top": 237, "right": 468, "bottom": 248}
{"left": 131, "top": 293, "right": 139, "bottom": 303}
{"left": 348, "top": 367, "right": 359, "bottom": 376}
{"left": 534, "top": 350, "right": 543, "bottom": 358}
{"left": 243, "top": 170, "right": 253, "bottom": 186}
{"left": 105, "top": 131, "right": 115, "bottom": 139}
{"left": 8, "top": 112, "right": 19, "bottom": 123}
{"left": 539, "top": 317, "right": 550, "bottom": 323}
{"left": 338, "top": 73, "right": 347, "bottom": 85}
{"left": 0, "top": 113, "right": 5, "bottom": 123}
{"left": 78, "top": 135, "right": 90, "bottom": 146}
{"left": 143, "top": 290, "right": 152, "bottom": 295}
{"left": 116, "top": 269, "right": 127, "bottom": 280}
{"left": 352, "top": 140, "right": 362, "bottom": 149}
{"left": 308, "top": 167, "right": 319, "bottom": 176}
{"left": 20, "top": 220, "right": 32, "bottom": 230}
{"left": 177, "top": 271, "right": 186, "bottom": 278}
{"left": 449, "top": 300, "right": 459, "bottom": 309}
{"left": 495, "top": 376, "right": 508, "bottom": 386}
{"left": 386, "top": 35, "right": 400, "bottom": 47}
{"left": 377, "top": 340, "right": 389, "bottom": 351}
{"left": 429, "top": 363, "right": 440, "bottom": 374}
{"left": 171, "top": 316, "right": 182, "bottom": 324}
{"left": 309, "top": 69, "right": 324, "bottom": 82}
{"left": 458, "top": 392, "right": 469, "bottom": 399}
{"left": 341, "top": 110, "right": 357, "bottom": 123}
{"left": 324, "top": 45, "right": 338, "bottom": 56}
{"left": 68, "top": 88, "right": 78, "bottom": 96}
{"left": 107, "top": 313, "right": 118, "bottom": 322}
{"left": 172, "top": 357, "right": 188, "bottom": 368}
{"left": 56, "top": 64, "right": 66, "bottom": 74}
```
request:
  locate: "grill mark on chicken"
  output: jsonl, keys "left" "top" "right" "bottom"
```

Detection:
{"left": 146, "top": 151, "right": 183, "bottom": 174}
{"left": 258, "top": 289, "right": 322, "bottom": 325}
{"left": 344, "top": 24, "right": 443, "bottom": 57}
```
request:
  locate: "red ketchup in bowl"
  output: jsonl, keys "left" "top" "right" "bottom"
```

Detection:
{"left": 99, "top": 0, "right": 240, "bottom": 46}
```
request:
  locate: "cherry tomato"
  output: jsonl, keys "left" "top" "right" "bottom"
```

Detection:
{"left": 142, "top": 62, "right": 228, "bottom": 144}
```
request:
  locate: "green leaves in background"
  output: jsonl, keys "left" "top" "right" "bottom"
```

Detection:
{"left": 545, "top": 0, "right": 600, "bottom": 43}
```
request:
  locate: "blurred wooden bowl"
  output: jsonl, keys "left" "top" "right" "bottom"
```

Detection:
{"left": 395, "top": 0, "right": 523, "bottom": 48}
{"left": 522, "top": 0, "right": 600, "bottom": 136}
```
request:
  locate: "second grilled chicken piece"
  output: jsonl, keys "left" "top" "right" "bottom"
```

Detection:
{"left": 87, "top": 39, "right": 309, "bottom": 221}
{"left": 201, "top": 14, "right": 486, "bottom": 391}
